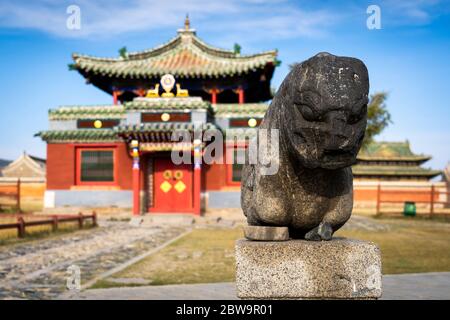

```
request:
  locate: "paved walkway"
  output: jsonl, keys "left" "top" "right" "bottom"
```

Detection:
{"left": 62, "top": 272, "right": 450, "bottom": 300}
{"left": 0, "top": 220, "right": 188, "bottom": 299}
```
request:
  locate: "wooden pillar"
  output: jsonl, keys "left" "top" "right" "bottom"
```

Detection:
{"left": 238, "top": 87, "right": 244, "bottom": 104}
{"left": 113, "top": 90, "right": 119, "bottom": 105}
{"left": 193, "top": 165, "right": 201, "bottom": 215}
{"left": 130, "top": 140, "right": 140, "bottom": 216}
{"left": 211, "top": 89, "right": 217, "bottom": 104}
{"left": 17, "top": 217, "right": 25, "bottom": 238}
{"left": 132, "top": 157, "right": 141, "bottom": 216}
{"left": 193, "top": 143, "right": 202, "bottom": 215}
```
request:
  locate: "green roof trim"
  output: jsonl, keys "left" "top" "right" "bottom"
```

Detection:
{"left": 212, "top": 103, "right": 268, "bottom": 117}
{"left": 352, "top": 165, "right": 441, "bottom": 178}
{"left": 124, "top": 97, "right": 211, "bottom": 111}
{"left": 49, "top": 105, "right": 125, "bottom": 120}
{"left": 357, "top": 141, "right": 431, "bottom": 162}
{"left": 36, "top": 129, "right": 119, "bottom": 142}
{"left": 223, "top": 128, "right": 258, "bottom": 141}
{"left": 115, "top": 122, "right": 218, "bottom": 133}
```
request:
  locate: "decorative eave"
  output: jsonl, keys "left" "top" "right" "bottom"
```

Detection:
{"left": 212, "top": 103, "right": 268, "bottom": 118}
{"left": 72, "top": 30, "right": 277, "bottom": 79}
{"left": 356, "top": 155, "right": 432, "bottom": 162}
{"left": 115, "top": 122, "right": 217, "bottom": 133}
{"left": 223, "top": 128, "right": 258, "bottom": 141}
{"left": 49, "top": 105, "right": 125, "bottom": 120}
{"left": 35, "top": 129, "right": 119, "bottom": 143}
{"left": 352, "top": 165, "right": 442, "bottom": 178}
{"left": 115, "top": 122, "right": 219, "bottom": 143}
{"left": 125, "top": 97, "right": 211, "bottom": 111}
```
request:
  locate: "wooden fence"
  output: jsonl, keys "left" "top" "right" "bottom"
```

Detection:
{"left": 375, "top": 184, "right": 450, "bottom": 217}
{"left": 0, "top": 212, "right": 97, "bottom": 238}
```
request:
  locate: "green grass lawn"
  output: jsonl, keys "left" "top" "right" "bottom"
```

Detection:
{"left": 92, "top": 217, "right": 450, "bottom": 289}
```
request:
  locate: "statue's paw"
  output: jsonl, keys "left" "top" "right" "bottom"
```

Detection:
{"left": 304, "top": 222, "right": 333, "bottom": 241}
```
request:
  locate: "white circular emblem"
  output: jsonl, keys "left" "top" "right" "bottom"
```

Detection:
{"left": 161, "top": 113, "right": 171, "bottom": 122}
{"left": 160, "top": 74, "right": 176, "bottom": 93}
{"left": 248, "top": 118, "right": 257, "bottom": 127}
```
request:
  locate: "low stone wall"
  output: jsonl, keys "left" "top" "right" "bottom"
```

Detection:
{"left": 207, "top": 191, "right": 241, "bottom": 208}
{"left": 44, "top": 190, "right": 132, "bottom": 208}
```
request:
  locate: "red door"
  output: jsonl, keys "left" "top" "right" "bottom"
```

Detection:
{"left": 151, "top": 158, "right": 193, "bottom": 213}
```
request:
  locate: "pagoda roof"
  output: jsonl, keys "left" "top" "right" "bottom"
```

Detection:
{"left": 212, "top": 103, "right": 268, "bottom": 118}
{"left": 357, "top": 141, "right": 431, "bottom": 162}
{"left": 72, "top": 28, "right": 277, "bottom": 79}
{"left": 49, "top": 105, "right": 125, "bottom": 120}
{"left": 352, "top": 164, "right": 441, "bottom": 178}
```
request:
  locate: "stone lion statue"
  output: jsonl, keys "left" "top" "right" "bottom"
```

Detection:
{"left": 241, "top": 52, "right": 369, "bottom": 240}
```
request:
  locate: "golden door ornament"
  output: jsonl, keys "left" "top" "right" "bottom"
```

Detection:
{"left": 174, "top": 170, "right": 184, "bottom": 180}
{"left": 163, "top": 170, "right": 172, "bottom": 180}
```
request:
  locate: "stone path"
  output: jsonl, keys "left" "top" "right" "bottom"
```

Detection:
{"left": 0, "top": 220, "right": 188, "bottom": 299}
{"left": 62, "top": 272, "right": 450, "bottom": 300}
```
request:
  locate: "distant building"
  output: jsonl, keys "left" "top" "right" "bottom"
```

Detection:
{"left": 353, "top": 141, "right": 446, "bottom": 210}
{"left": 1, "top": 152, "right": 46, "bottom": 178}
{"left": 353, "top": 141, "right": 441, "bottom": 181}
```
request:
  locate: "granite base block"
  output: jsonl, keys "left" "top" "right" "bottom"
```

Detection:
{"left": 235, "top": 238, "right": 382, "bottom": 299}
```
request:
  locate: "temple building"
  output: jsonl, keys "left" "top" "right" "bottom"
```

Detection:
{"left": 0, "top": 152, "right": 46, "bottom": 178}
{"left": 352, "top": 141, "right": 445, "bottom": 210}
{"left": 353, "top": 141, "right": 441, "bottom": 181}
{"left": 37, "top": 17, "right": 277, "bottom": 215}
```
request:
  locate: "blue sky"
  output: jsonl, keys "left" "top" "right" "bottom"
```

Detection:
{"left": 0, "top": 0, "right": 449, "bottom": 170}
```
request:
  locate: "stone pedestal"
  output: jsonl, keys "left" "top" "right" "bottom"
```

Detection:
{"left": 235, "top": 238, "right": 382, "bottom": 299}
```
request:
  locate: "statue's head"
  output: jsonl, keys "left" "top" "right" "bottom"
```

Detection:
{"left": 278, "top": 52, "right": 369, "bottom": 169}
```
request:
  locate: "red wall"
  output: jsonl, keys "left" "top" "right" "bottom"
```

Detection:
{"left": 47, "top": 144, "right": 75, "bottom": 189}
{"left": 46, "top": 142, "right": 133, "bottom": 190}
{"left": 203, "top": 163, "right": 228, "bottom": 190}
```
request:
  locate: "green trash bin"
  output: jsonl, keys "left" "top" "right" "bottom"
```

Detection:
{"left": 403, "top": 201, "right": 416, "bottom": 217}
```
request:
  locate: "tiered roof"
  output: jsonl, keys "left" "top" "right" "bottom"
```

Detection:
{"left": 353, "top": 141, "right": 441, "bottom": 180}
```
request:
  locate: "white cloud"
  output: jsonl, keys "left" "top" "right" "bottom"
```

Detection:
{"left": 0, "top": 0, "right": 340, "bottom": 39}
{"left": 381, "top": 0, "right": 446, "bottom": 25}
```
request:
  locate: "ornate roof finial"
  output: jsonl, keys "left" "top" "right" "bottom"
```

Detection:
{"left": 185, "top": 14, "right": 190, "bottom": 30}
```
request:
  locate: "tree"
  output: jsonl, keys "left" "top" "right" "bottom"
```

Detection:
{"left": 118, "top": 46, "right": 128, "bottom": 59}
{"left": 233, "top": 43, "right": 241, "bottom": 55}
{"left": 363, "top": 92, "right": 392, "bottom": 148}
